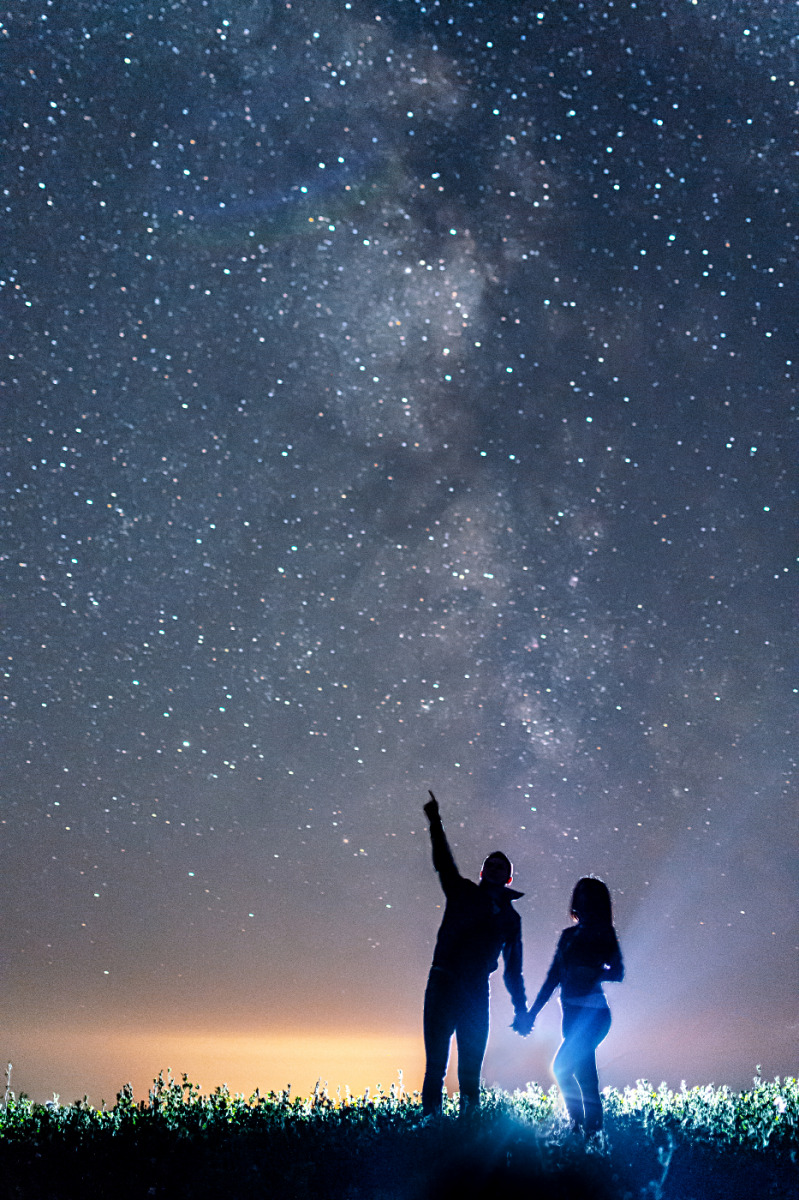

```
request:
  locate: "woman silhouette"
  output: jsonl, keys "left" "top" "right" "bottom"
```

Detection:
{"left": 523, "top": 876, "right": 623, "bottom": 1135}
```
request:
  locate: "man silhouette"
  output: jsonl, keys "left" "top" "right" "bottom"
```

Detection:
{"left": 421, "top": 790, "right": 527, "bottom": 1116}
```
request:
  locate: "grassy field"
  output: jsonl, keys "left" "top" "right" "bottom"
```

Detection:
{"left": 1, "top": 1069, "right": 796, "bottom": 1198}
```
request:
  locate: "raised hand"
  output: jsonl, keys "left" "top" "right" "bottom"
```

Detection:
{"left": 424, "top": 790, "right": 440, "bottom": 821}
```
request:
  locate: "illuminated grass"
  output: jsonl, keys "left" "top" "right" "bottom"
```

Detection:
{"left": 0, "top": 1069, "right": 796, "bottom": 1198}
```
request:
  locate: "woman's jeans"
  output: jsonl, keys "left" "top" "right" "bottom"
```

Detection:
{"left": 553, "top": 999, "right": 612, "bottom": 1131}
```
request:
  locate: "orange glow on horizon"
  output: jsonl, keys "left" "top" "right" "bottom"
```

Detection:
{"left": 4, "top": 1025, "right": 427, "bottom": 1106}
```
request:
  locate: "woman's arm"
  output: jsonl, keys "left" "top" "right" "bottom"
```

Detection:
{"left": 528, "top": 933, "right": 565, "bottom": 1022}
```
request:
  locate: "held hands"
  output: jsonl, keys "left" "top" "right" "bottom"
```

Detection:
{"left": 511, "top": 1009, "right": 535, "bottom": 1037}
{"left": 423, "top": 790, "right": 440, "bottom": 821}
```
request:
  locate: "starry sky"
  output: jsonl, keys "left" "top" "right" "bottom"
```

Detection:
{"left": 3, "top": 0, "right": 796, "bottom": 1104}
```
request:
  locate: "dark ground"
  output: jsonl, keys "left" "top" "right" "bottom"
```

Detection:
{"left": 1, "top": 1106, "right": 795, "bottom": 1199}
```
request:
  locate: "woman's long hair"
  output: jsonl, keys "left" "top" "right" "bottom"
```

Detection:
{"left": 570, "top": 876, "right": 613, "bottom": 927}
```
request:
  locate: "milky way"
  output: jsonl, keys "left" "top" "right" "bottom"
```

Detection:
{"left": 3, "top": 0, "right": 795, "bottom": 1101}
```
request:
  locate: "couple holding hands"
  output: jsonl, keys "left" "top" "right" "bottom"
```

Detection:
{"left": 421, "top": 792, "right": 624, "bottom": 1135}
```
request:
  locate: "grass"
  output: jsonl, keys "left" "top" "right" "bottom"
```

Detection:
{"left": 1, "top": 1066, "right": 796, "bottom": 1198}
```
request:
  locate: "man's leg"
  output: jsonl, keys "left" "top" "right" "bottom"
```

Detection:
{"left": 454, "top": 978, "right": 490, "bottom": 1114}
{"left": 422, "top": 969, "right": 456, "bottom": 1116}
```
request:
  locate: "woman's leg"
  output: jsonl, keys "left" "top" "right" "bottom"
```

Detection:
{"left": 552, "top": 1010, "right": 586, "bottom": 1127}
{"left": 553, "top": 1004, "right": 611, "bottom": 1130}
{"left": 573, "top": 1008, "right": 612, "bottom": 1132}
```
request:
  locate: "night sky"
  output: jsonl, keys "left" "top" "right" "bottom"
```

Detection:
{"left": 3, "top": 0, "right": 796, "bottom": 1105}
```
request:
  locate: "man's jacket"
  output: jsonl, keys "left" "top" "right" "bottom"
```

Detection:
{"left": 428, "top": 812, "right": 527, "bottom": 1013}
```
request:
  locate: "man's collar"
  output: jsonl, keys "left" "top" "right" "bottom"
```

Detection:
{"left": 480, "top": 880, "right": 524, "bottom": 901}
